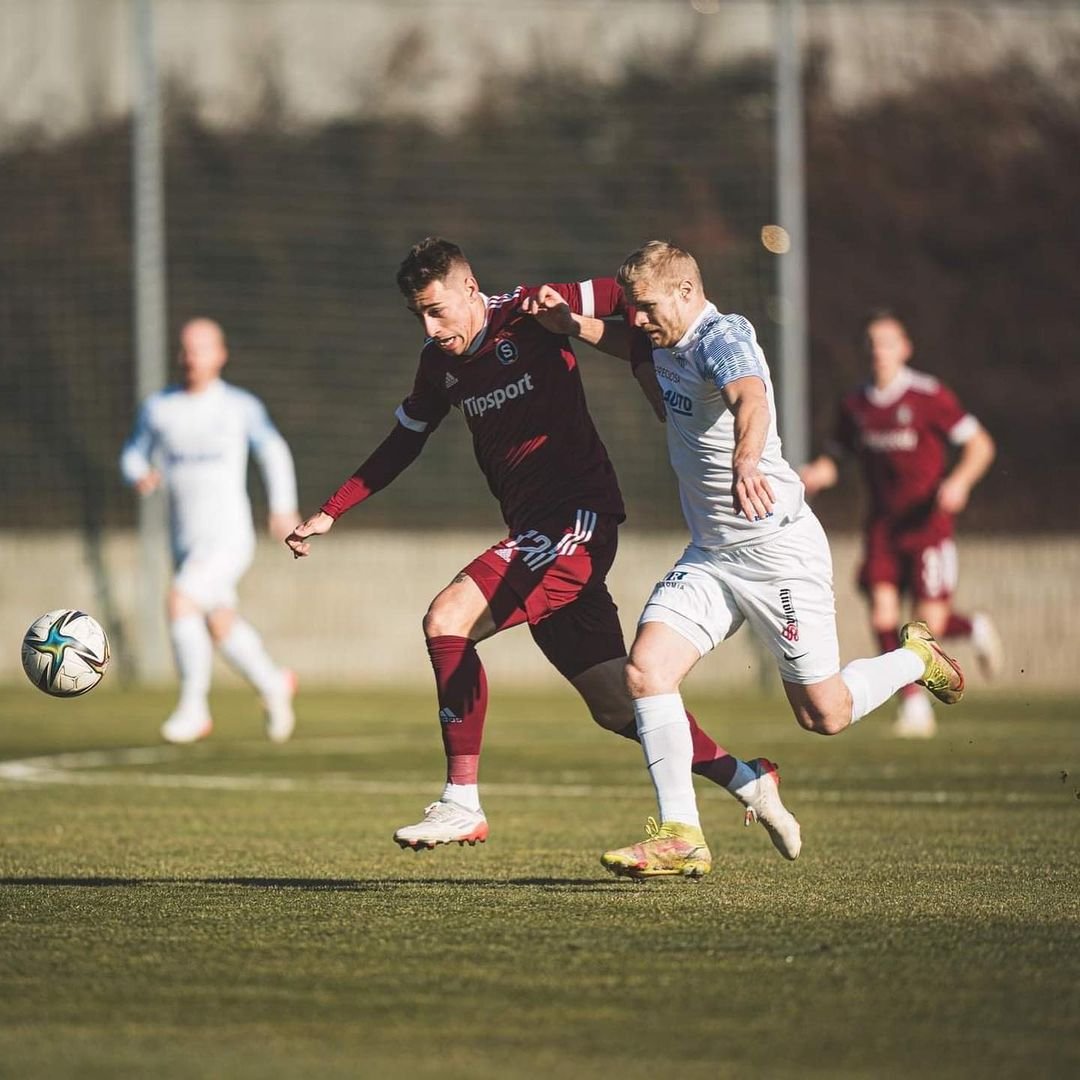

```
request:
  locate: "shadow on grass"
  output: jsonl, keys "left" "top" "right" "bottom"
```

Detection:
{"left": 0, "top": 875, "right": 629, "bottom": 892}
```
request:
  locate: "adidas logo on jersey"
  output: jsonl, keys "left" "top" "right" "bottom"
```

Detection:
{"left": 444, "top": 371, "right": 459, "bottom": 389}
{"left": 439, "top": 707, "right": 462, "bottom": 725}
{"left": 493, "top": 546, "right": 514, "bottom": 563}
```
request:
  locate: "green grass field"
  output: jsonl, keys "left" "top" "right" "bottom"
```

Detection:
{"left": 0, "top": 684, "right": 1077, "bottom": 1079}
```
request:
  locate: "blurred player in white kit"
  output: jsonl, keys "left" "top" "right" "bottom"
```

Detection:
{"left": 121, "top": 317, "right": 300, "bottom": 743}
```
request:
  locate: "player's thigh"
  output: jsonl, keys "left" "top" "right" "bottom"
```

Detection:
{"left": 859, "top": 522, "right": 903, "bottom": 600}
{"left": 464, "top": 509, "right": 619, "bottom": 638}
{"left": 173, "top": 542, "right": 252, "bottom": 614}
{"left": 733, "top": 516, "right": 841, "bottom": 685}
{"left": 631, "top": 548, "right": 735, "bottom": 693}
{"left": 424, "top": 571, "right": 501, "bottom": 641}
{"left": 531, "top": 580, "right": 626, "bottom": 685}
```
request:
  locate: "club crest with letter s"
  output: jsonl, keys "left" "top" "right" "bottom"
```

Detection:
{"left": 495, "top": 339, "right": 519, "bottom": 365}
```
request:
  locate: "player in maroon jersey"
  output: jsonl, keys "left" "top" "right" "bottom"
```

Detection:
{"left": 800, "top": 310, "right": 998, "bottom": 737}
{"left": 285, "top": 237, "right": 801, "bottom": 855}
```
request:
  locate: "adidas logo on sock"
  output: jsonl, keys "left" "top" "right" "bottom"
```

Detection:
{"left": 444, "top": 371, "right": 459, "bottom": 389}
{"left": 439, "top": 707, "right": 462, "bottom": 724}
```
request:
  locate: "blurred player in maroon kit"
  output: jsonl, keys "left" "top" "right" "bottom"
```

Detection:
{"left": 801, "top": 310, "right": 999, "bottom": 737}
{"left": 286, "top": 237, "right": 800, "bottom": 854}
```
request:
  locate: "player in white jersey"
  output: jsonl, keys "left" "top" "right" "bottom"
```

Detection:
{"left": 120, "top": 318, "right": 300, "bottom": 744}
{"left": 585, "top": 242, "right": 965, "bottom": 879}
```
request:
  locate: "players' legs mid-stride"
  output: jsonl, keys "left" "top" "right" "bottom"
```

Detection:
{"left": 161, "top": 554, "right": 296, "bottom": 745}
{"left": 395, "top": 541, "right": 800, "bottom": 857}
{"left": 602, "top": 520, "right": 966, "bottom": 879}
{"left": 394, "top": 572, "right": 496, "bottom": 850}
{"left": 600, "top": 620, "right": 802, "bottom": 880}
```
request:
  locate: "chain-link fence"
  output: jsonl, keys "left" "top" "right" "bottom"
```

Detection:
{"left": 1, "top": 0, "right": 1078, "bottom": 684}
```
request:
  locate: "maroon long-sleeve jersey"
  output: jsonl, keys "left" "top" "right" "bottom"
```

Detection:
{"left": 322, "top": 278, "right": 628, "bottom": 531}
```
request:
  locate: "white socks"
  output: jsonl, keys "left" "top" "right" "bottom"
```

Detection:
{"left": 219, "top": 618, "right": 283, "bottom": 699}
{"left": 842, "top": 648, "right": 924, "bottom": 724}
{"left": 634, "top": 693, "right": 700, "bottom": 828}
{"left": 169, "top": 614, "right": 213, "bottom": 716}
{"left": 442, "top": 783, "right": 482, "bottom": 813}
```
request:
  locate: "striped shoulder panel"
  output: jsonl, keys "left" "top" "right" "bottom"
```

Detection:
{"left": 699, "top": 314, "right": 766, "bottom": 387}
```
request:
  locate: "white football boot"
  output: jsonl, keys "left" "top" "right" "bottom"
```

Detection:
{"left": 394, "top": 800, "right": 489, "bottom": 850}
{"left": 971, "top": 612, "right": 1004, "bottom": 679}
{"left": 732, "top": 758, "right": 802, "bottom": 860}
{"left": 264, "top": 668, "right": 297, "bottom": 744}
{"left": 893, "top": 691, "right": 937, "bottom": 739}
{"left": 161, "top": 706, "right": 212, "bottom": 744}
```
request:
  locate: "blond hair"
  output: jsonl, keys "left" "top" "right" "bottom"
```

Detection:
{"left": 616, "top": 241, "right": 703, "bottom": 292}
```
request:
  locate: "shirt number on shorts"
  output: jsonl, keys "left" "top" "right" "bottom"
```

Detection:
{"left": 504, "top": 530, "right": 555, "bottom": 570}
{"left": 920, "top": 539, "right": 958, "bottom": 598}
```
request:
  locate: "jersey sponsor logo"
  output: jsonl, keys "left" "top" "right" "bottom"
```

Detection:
{"left": 444, "top": 371, "right": 459, "bottom": 389}
{"left": 439, "top": 707, "right": 461, "bottom": 725}
{"left": 779, "top": 587, "right": 799, "bottom": 642}
{"left": 165, "top": 449, "right": 226, "bottom": 465}
{"left": 461, "top": 373, "right": 535, "bottom": 418}
{"left": 658, "top": 569, "right": 688, "bottom": 590}
{"left": 862, "top": 428, "right": 917, "bottom": 452}
{"left": 662, "top": 388, "right": 693, "bottom": 416}
{"left": 495, "top": 339, "right": 519, "bottom": 365}
{"left": 655, "top": 364, "right": 681, "bottom": 384}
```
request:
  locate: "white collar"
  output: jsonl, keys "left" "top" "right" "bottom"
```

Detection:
{"left": 464, "top": 293, "right": 492, "bottom": 355}
{"left": 672, "top": 301, "right": 717, "bottom": 353}
{"left": 865, "top": 367, "right": 913, "bottom": 408}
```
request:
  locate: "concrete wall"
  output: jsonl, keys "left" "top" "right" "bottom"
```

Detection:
{"left": 2, "top": 530, "right": 1076, "bottom": 692}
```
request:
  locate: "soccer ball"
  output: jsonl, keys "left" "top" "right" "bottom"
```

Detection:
{"left": 21, "top": 609, "right": 111, "bottom": 697}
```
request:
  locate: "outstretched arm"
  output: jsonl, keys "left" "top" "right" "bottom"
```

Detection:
{"left": 520, "top": 284, "right": 630, "bottom": 358}
{"left": 285, "top": 422, "right": 429, "bottom": 558}
{"left": 522, "top": 284, "right": 665, "bottom": 420}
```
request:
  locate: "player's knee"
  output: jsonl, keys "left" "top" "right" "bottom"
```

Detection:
{"left": 869, "top": 610, "right": 897, "bottom": 636}
{"left": 624, "top": 657, "right": 667, "bottom": 700}
{"left": 423, "top": 597, "right": 465, "bottom": 639}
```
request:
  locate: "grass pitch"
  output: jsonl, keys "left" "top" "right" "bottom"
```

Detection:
{"left": 0, "top": 685, "right": 1077, "bottom": 1079}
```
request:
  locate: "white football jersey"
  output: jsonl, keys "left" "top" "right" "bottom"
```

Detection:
{"left": 651, "top": 303, "right": 808, "bottom": 549}
{"left": 120, "top": 379, "right": 297, "bottom": 558}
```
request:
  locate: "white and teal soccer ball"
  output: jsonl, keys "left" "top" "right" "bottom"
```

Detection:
{"left": 21, "top": 609, "right": 110, "bottom": 697}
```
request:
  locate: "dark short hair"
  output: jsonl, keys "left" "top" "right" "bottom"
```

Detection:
{"left": 863, "top": 307, "right": 908, "bottom": 334}
{"left": 396, "top": 237, "right": 469, "bottom": 298}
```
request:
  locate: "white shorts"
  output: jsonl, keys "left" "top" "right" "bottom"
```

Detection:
{"left": 639, "top": 513, "right": 840, "bottom": 684}
{"left": 173, "top": 540, "right": 254, "bottom": 612}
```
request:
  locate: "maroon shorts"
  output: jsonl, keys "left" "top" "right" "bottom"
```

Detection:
{"left": 859, "top": 514, "right": 958, "bottom": 601}
{"left": 463, "top": 508, "right": 626, "bottom": 681}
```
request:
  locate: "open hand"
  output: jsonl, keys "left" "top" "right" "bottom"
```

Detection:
{"left": 733, "top": 464, "right": 776, "bottom": 522}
